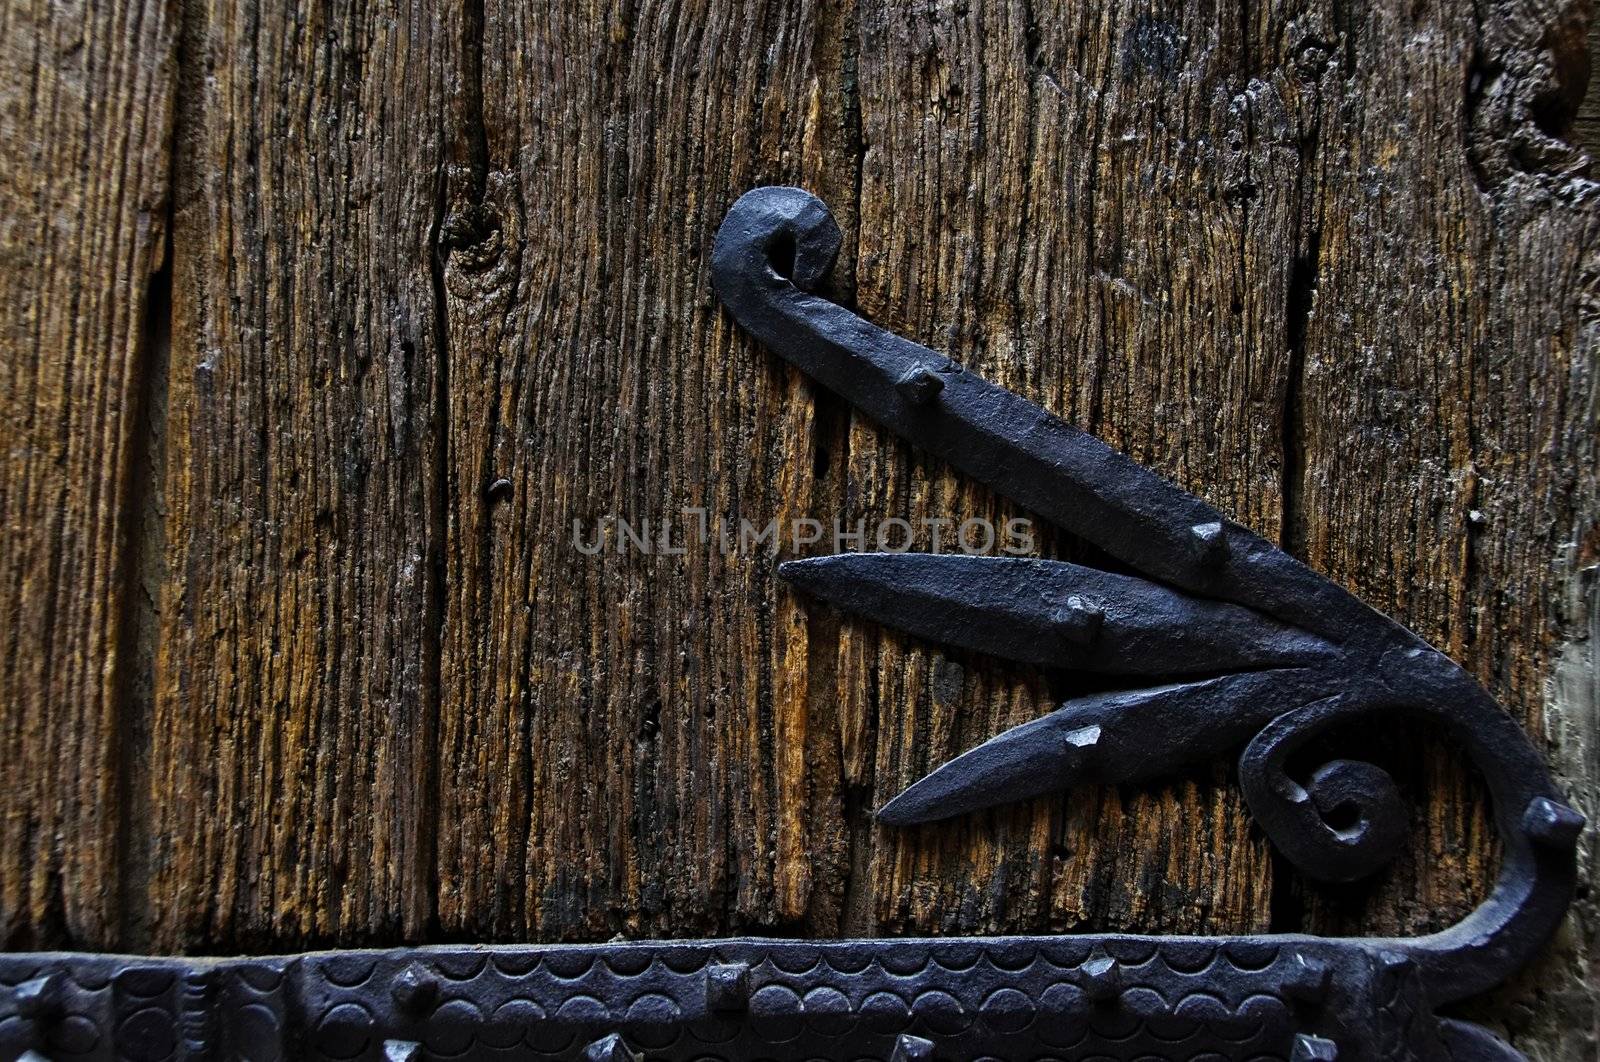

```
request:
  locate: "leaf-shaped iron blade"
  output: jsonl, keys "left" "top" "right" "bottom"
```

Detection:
{"left": 877, "top": 671, "right": 1331, "bottom": 825}
{"left": 780, "top": 553, "right": 1335, "bottom": 675}
{"left": 876, "top": 713, "right": 1101, "bottom": 826}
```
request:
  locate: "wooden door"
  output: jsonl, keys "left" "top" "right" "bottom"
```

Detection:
{"left": 2, "top": 0, "right": 1596, "bottom": 1053}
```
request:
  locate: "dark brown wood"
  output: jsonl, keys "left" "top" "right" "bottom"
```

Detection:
{"left": 1289, "top": 0, "right": 1598, "bottom": 949}
{"left": 148, "top": 0, "right": 448, "bottom": 949}
{"left": 0, "top": 0, "right": 176, "bottom": 948}
{"left": 2, "top": 0, "right": 1595, "bottom": 1049}
{"left": 433, "top": 0, "right": 865, "bottom": 940}
{"left": 846, "top": 0, "right": 1293, "bottom": 938}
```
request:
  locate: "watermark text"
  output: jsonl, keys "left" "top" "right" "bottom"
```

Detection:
{"left": 572, "top": 510, "right": 1035, "bottom": 557}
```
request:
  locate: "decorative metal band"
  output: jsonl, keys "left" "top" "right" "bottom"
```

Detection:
{"left": 0, "top": 187, "right": 1581, "bottom": 1061}
{"left": 0, "top": 936, "right": 1539, "bottom": 1060}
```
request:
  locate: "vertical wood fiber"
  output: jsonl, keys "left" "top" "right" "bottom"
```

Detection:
{"left": 0, "top": 0, "right": 176, "bottom": 948}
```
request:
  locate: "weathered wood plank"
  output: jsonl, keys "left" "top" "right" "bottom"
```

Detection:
{"left": 847, "top": 0, "right": 1303, "bottom": 938}
{"left": 1282, "top": 0, "right": 1599, "bottom": 946}
{"left": 147, "top": 0, "right": 449, "bottom": 950}
{"left": 0, "top": 0, "right": 176, "bottom": 948}
{"left": 434, "top": 0, "right": 863, "bottom": 939}
{"left": 1276, "top": 4, "right": 1600, "bottom": 1047}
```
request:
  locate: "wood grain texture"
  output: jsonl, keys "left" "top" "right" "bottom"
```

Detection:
{"left": 2, "top": 0, "right": 1596, "bottom": 1044}
{"left": 148, "top": 0, "right": 449, "bottom": 950}
{"left": 0, "top": 0, "right": 175, "bottom": 948}
{"left": 1284, "top": 0, "right": 1600, "bottom": 944}
{"left": 428, "top": 0, "right": 1597, "bottom": 959}
{"left": 434, "top": 0, "right": 862, "bottom": 939}
{"left": 845, "top": 0, "right": 1297, "bottom": 938}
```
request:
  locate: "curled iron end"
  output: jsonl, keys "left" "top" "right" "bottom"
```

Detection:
{"left": 713, "top": 185, "right": 842, "bottom": 296}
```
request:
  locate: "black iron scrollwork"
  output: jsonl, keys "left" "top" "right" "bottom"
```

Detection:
{"left": 711, "top": 186, "right": 1583, "bottom": 1053}
{"left": 0, "top": 187, "right": 1582, "bottom": 1061}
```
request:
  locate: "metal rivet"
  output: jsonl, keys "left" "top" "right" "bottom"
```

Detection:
{"left": 390, "top": 963, "right": 440, "bottom": 1012}
{"left": 1522, "top": 796, "right": 1585, "bottom": 848}
{"left": 890, "top": 1033, "right": 936, "bottom": 1061}
{"left": 583, "top": 1033, "right": 640, "bottom": 1062}
{"left": 1055, "top": 594, "right": 1104, "bottom": 645}
{"left": 705, "top": 961, "right": 750, "bottom": 1012}
{"left": 14, "top": 973, "right": 65, "bottom": 1021}
{"left": 1377, "top": 950, "right": 1415, "bottom": 978}
{"left": 1063, "top": 724, "right": 1101, "bottom": 753}
{"left": 896, "top": 365, "right": 945, "bottom": 405}
{"left": 383, "top": 1041, "right": 422, "bottom": 1062}
{"left": 1080, "top": 952, "right": 1121, "bottom": 1003}
{"left": 1292, "top": 1034, "right": 1339, "bottom": 1061}
{"left": 1282, "top": 953, "right": 1331, "bottom": 1003}
{"left": 1189, "top": 521, "right": 1230, "bottom": 568}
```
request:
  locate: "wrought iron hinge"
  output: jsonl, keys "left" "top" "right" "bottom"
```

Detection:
{"left": 0, "top": 187, "right": 1582, "bottom": 1061}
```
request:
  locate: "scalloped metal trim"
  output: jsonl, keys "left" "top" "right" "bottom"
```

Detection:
{"left": 0, "top": 935, "right": 1519, "bottom": 1060}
